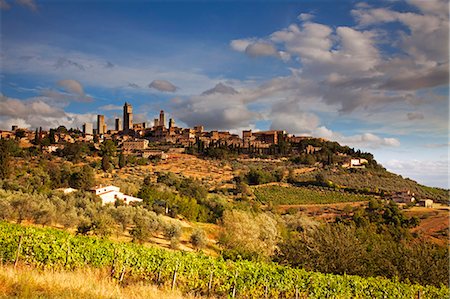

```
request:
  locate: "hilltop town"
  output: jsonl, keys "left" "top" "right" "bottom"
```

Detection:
{"left": 2, "top": 101, "right": 373, "bottom": 167}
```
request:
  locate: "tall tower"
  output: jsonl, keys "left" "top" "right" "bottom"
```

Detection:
{"left": 83, "top": 123, "right": 93, "bottom": 135}
{"left": 169, "top": 118, "right": 175, "bottom": 129}
{"left": 97, "top": 115, "right": 105, "bottom": 134}
{"left": 159, "top": 110, "right": 166, "bottom": 128}
{"left": 115, "top": 118, "right": 122, "bottom": 131}
{"left": 123, "top": 102, "right": 133, "bottom": 133}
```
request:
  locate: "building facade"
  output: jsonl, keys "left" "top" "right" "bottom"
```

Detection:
{"left": 115, "top": 118, "right": 122, "bottom": 131}
{"left": 83, "top": 122, "right": 93, "bottom": 135}
{"left": 97, "top": 115, "right": 105, "bottom": 135}
{"left": 123, "top": 102, "right": 133, "bottom": 133}
{"left": 159, "top": 110, "right": 166, "bottom": 127}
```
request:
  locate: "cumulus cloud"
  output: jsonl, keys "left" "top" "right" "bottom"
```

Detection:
{"left": 148, "top": 79, "right": 178, "bottom": 92}
{"left": 383, "top": 159, "right": 448, "bottom": 188}
{"left": 57, "top": 79, "right": 84, "bottom": 95}
{"left": 0, "top": 94, "right": 96, "bottom": 130}
{"left": 54, "top": 79, "right": 92, "bottom": 102}
{"left": 230, "top": 39, "right": 290, "bottom": 61}
{"left": 314, "top": 128, "right": 401, "bottom": 149}
{"left": 201, "top": 83, "right": 238, "bottom": 95}
{"left": 245, "top": 42, "right": 278, "bottom": 57}
{"left": 171, "top": 89, "right": 259, "bottom": 130}
{"left": 230, "top": 39, "right": 254, "bottom": 52}
{"left": 229, "top": 0, "right": 448, "bottom": 120}
{"left": 298, "top": 13, "right": 314, "bottom": 22}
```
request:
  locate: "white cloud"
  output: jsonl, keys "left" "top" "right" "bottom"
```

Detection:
{"left": 0, "top": 94, "right": 97, "bottom": 130}
{"left": 245, "top": 42, "right": 278, "bottom": 57}
{"left": 57, "top": 79, "right": 84, "bottom": 95}
{"left": 298, "top": 13, "right": 314, "bottom": 22}
{"left": 148, "top": 79, "right": 178, "bottom": 92}
{"left": 383, "top": 159, "right": 448, "bottom": 188}
{"left": 307, "top": 125, "right": 401, "bottom": 149}
{"left": 230, "top": 39, "right": 254, "bottom": 52}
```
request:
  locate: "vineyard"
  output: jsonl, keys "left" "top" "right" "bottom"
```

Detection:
{"left": 254, "top": 185, "right": 374, "bottom": 205}
{"left": 0, "top": 222, "right": 448, "bottom": 298}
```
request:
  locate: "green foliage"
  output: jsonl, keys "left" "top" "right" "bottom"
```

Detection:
{"left": 277, "top": 222, "right": 449, "bottom": 288}
{"left": 219, "top": 210, "right": 279, "bottom": 261}
{"left": 190, "top": 228, "right": 207, "bottom": 250}
{"left": 157, "top": 172, "right": 207, "bottom": 201}
{"left": 101, "top": 155, "right": 112, "bottom": 172}
{"left": 254, "top": 185, "right": 373, "bottom": 205}
{"left": 59, "top": 142, "right": 88, "bottom": 163}
{"left": 69, "top": 165, "right": 95, "bottom": 191}
{"left": 118, "top": 152, "right": 126, "bottom": 168}
{"left": 0, "top": 140, "right": 19, "bottom": 180}
{"left": 100, "top": 140, "right": 117, "bottom": 157}
{"left": 244, "top": 168, "right": 278, "bottom": 185}
{"left": 0, "top": 222, "right": 447, "bottom": 298}
{"left": 130, "top": 208, "right": 160, "bottom": 243}
{"left": 336, "top": 199, "right": 420, "bottom": 240}
{"left": 297, "top": 168, "right": 448, "bottom": 204}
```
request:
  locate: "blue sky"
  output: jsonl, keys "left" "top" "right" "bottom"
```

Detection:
{"left": 0, "top": 0, "right": 448, "bottom": 188}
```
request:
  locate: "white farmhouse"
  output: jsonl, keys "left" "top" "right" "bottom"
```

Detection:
{"left": 91, "top": 185, "right": 143, "bottom": 205}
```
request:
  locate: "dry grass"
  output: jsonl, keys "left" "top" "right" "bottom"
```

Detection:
{"left": 0, "top": 264, "right": 199, "bottom": 299}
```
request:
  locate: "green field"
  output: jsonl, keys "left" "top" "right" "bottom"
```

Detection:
{"left": 0, "top": 222, "right": 448, "bottom": 298}
{"left": 254, "top": 185, "right": 374, "bottom": 205}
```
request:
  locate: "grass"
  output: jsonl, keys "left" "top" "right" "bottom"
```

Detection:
{"left": 254, "top": 185, "right": 373, "bottom": 205}
{"left": 0, "top": 264, "right": 198, "bottom": 299}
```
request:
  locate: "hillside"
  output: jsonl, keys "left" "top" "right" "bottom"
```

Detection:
{"left": 290, "top": 166, "right": 448, "bottom": 203}
{"left": 0, "top": 138, "right": 449, "bottom": 294}
{"left": 1, "top": 222, "right": 448, "bottom": 299}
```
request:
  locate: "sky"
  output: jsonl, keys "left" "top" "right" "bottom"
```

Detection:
{"left": 0, "top": 0, "right": 448, "bottom": 188}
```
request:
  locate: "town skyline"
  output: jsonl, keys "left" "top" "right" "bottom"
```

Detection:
{"left": 0, "top": 0, "right": 448, "bottom": 188}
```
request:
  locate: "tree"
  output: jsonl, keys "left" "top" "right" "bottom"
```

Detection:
{"left": 61, "top": 142, "right": 88, "bottom": 163}
{"left": 59, "top": 207, "right": 79, "bottom": 228}
{"left": 0, "top": 140, "right": 12, "bottom": 179}
{"left": 0, "top": 200, "right": 12, "bottom": 220}
{"left": 100, "top": 140, "right": 117, "bottom": 157}
{"left": 190, "top": 228, "right": 207, "bottom": 250}
{"left": 130, "top": 208, "right": 160, "bottom": 243}
{"left": 91, "top": 213, "right": 115, "bottom": 238}
{"left": 49, "top": 129, "right": 56, "bottom": 144}
{"left": 164, "top": 222, "right": 182, "bottom": 249}
{"left": 33, "top": 200, "right": 57, "bottom": 226}
{"left": 118, "top": 152, "right": 126, "bottom": 168}
{"left": 69, "top": 165, "right": 95, "bottom": 190}
{"left": 219, "top": 210, "right": 279, "bottom": 261}
{"left": 101, "top": 155, "right": 112, "bottom": 172}
{"left": 15, "top": 129, "right": 26, "bottom": 139}
{"left": 111, "top": 206, "right": 134, "bottom": 231}
{"left": 34, "top": 128, "right": 40, "bottom": 145}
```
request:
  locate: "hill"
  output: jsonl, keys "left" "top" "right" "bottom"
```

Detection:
{"left": 1, "top": 222, "right": 448, "bottom": 299}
